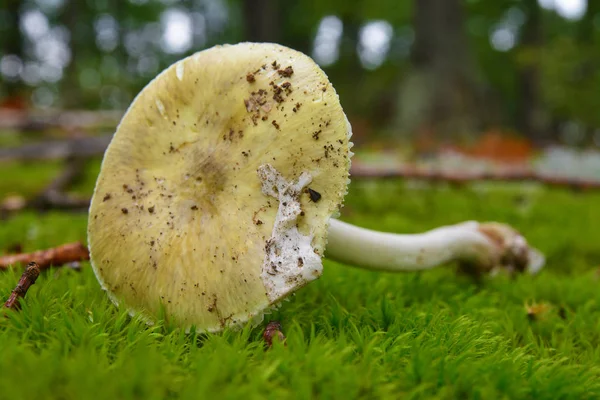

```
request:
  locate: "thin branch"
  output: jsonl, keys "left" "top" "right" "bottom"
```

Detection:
{"left": 3, "top": 161, "right": 599, "bottom": 217}
{"left": 0, "top": 109, "right": 121, "bottom": 131}
{"left": 42, "top": 157, "right": 86, "bottom": 193}
{"left": 1, "top": 158, "right": 91, "bottom": 217}
{"left": 27, "top": 157, "right": 89, "bottom": 211}
{"left": 0, "top": 194, "right": 90, "bottom": 218}
{"left": 350, "top": 164, "right": 600, "bottom": 190}
{"left": 0, "top": 135, "right": 112, "bottom": 163}
{"left": 25, "top": 192, "right": 90, "bottom": 212}
{"left": 0, "top": 242, "right": 89, "bottom": 271}
{"left": 4, "top": 262, "right": 40, "bottom": 311}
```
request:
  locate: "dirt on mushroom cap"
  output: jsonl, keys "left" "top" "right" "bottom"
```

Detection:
{"left": 87, "top": 43, "right": 352, "bottom": 332}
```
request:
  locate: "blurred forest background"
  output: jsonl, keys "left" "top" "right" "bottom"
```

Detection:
{"left": 1, "top": 0, "right": 600, "bottom": 176}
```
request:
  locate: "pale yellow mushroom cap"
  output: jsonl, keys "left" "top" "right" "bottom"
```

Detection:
{"left": 87, "top": 43, "right": 352, "bottom": 332}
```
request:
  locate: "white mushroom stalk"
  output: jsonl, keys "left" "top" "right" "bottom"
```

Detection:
{"left": 326, "top": 219, "right": 545, "bottom": 275}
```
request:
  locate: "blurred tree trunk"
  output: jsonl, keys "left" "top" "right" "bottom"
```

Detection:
{"left": 1, "top": 0, "right": 23, "bottom": 100}
{"left": 61, "top": 0, "right": 80, "bottom": 108}
{"left": 279, "top": 2, "right": 312, "bottom": 54}
{"left": 243, "top": 0, "right": 281, "bottom": 43}
{"left": 516, "top": 0, "right": 548, "bottom": 144}
{"left": 578, "top": 0, "right": 599, "bottom": 43}
{"left": 339, "top": 14, "right": 362, "bottom": 75}
{"left": 242, "top": 0, "right": 315, "bottom": 62}
{"left": 113, "top": 0, "right": 130, "bottom": 94}
{"left": 328, "top": 14, "right": 363, "bottom": 114}
{"left": 395, "top": 0, "right": 484, "bottom": 142}
{"left": 577, "top": 0, "right": 599, "bottom": 146}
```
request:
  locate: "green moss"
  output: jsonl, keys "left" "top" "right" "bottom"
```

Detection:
{"left": 0, "top": 166, "right": 599, "bottom": 399}
{"left": 0, "top": 161, "right": 63, "bottom": 198}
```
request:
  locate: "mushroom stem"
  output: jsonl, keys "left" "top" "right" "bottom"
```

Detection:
{"left": 326, "top": 219, "right": 544, "bottom": 275}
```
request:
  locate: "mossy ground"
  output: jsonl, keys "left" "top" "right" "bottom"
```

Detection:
{"left": 1, "top": 158, "right": 599, "bottom": 399}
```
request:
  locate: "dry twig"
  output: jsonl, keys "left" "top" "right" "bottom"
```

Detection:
{"left": 0, "top": 157, "right": 91, "bottom": 217}
{"left": 26, "top": 157, "right": 90, "bottom": 211}
{"left": 350, "top": 164, "right": 600, "bottom": 190}
{"left": 0, "top": 242, "right": 89, "bottom": 271}
{"left": 0, "top": 109, "right": 121, "bottom": 132}
{"left": 0, "top": 135, "right": 112, "bottom": 163}
{"left": 4, "top": 262, "right": 40, "bottom": 311}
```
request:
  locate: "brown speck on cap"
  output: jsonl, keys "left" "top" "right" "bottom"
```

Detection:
{"left": 121, "top": 208, "right": 129, "bottom": 214}
{"left": 207, "top": 296, "right": 217, "bottom": 312}
{"left": 271, "top": 83, "right": 285, "bottom": 103}
{"left": 278, "top": 66, "right": 294, "bottom": 77}
{"left": 148, "top": 206, "right": 155, "bottom": 214}
{"left": 273, "top": 93, "right": 284, "bottom": 103}
{"left": 246, "top": 73, "right": 255, "bottom": 83}
{"left": 272, "top": 120, "right": 280, "bottom": 130}
{"left": 103, "top": 193, "right": 112, "bottom": 202}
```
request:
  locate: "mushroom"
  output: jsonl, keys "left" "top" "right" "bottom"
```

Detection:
{"left": 88, "top": 43, "right": 544, "bottom": 332}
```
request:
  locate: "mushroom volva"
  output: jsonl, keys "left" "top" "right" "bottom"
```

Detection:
{"left": 88, "top": 43, "right": 544, "bottom": 332}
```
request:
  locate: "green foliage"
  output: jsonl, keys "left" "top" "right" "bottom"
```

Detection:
{"left": 541, "top": 38, "right": 600, "bottom": 128}
{"left": 0, "top": 161, "right": 63, "bottom": 198}
{"left": 1, "top": 167, "right": 600, "bottom": 399}
{"left": 6, "top": 0, "right": 600, "bottom": 137}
